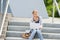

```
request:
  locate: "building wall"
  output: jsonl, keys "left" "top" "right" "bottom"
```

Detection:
{"left": 9, "top": 0, "right": 48, "bottom": 18}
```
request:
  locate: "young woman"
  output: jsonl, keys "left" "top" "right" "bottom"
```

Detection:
{"left": 28, "top": 10, "right": 43, "bottom": 40}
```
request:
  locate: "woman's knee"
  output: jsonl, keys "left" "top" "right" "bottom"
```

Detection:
{"left": 37, "top": 29, "right": 41, "bottom": 32}
{"left": 29, "top": 30, "right": 36, "bottom": 38}
{"left": 31, "top": 29, "right": 36, "bottom": 34}
{"left": 36, "top": 29, "right": 42, "bottom": 34}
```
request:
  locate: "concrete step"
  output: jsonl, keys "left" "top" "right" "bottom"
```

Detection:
{"left": 8, "top": 22, "right": 29, "bottom": 26}
{"left": 5, "top": 37, "right": 60, "bottom": 40}
{"left": 8, "top": 26, "right": 30, "bottom": 31}
{"left": 8, "top": 22, "right": 60, "bottom": 28}
{"left": 6, "top": 31, "right": 60, "bottom": 39}
{"left": 8, "top": 26, "right": 60, "bottom": 33}
{"left": 9, "top": 17, "right": 31, "bottom": 22}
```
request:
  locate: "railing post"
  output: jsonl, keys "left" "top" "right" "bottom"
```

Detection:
{"left": 52, "top": 0, "right": 55, "bottom": 23}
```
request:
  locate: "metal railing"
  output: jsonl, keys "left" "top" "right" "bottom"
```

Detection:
{"left": 52, "top": 0, "right": 60, "bottom": 23}
{"left": 54, "top": 0, "right": 60, "bottom": 16}
{"left": 0, "top": 0, "right": 9, "bottom": 36}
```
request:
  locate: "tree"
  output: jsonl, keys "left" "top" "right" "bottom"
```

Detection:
{"left": 44, "top": 0, "right": 60, "bottom": 17}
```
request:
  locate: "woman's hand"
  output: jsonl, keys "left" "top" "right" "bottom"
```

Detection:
{"left": 39, "top": 25, "right": 43, "bottom": 30}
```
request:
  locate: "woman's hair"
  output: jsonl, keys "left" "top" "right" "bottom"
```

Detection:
{"left": 32, "top": 10, "right": 38, "bottom": 14}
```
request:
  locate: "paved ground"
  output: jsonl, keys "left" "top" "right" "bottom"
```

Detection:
{"left": 43, "top": 17, "right": 60, "bottom": 24}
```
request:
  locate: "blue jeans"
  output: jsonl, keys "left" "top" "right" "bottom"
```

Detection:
{"left": 28, "top": 29, "right": 43, "bottom": 40}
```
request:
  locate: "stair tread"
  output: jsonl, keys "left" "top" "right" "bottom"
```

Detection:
{"left": 6, "top": 37, "right": 60, "bottom": 40}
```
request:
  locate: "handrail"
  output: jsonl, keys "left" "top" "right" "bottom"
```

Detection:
{"left": 0, "top": 0, "right": 9, "bottom": 36}
{"left": 54, "top": 0, "right": 60, "bottom": 16}
{"left": 52, "top": 0, "right": 60, "bottom": 23}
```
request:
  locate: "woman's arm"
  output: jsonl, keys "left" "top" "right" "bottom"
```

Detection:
{"left": 39, "top": 25, "right": 43, "bottom": 29}
{"left": 39, "top": 16, "right": 43, "bottom": 29}
{"left": 30, "top": 19, "right": 34, "bottom": 30}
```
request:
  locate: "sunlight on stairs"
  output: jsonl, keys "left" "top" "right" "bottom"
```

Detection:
{"left": 5, "top": 17, "right": 60, "bottom": 40}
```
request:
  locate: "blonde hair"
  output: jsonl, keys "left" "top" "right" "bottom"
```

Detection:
{"left": 32, "top": 10, "right": 38, "bottom": 14}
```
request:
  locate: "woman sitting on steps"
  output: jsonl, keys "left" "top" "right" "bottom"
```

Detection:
{"left": 28, "top": 9, "right": 43, "bottom": 40}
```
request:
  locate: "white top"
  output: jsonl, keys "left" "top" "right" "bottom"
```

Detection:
{"left": 30, "top": 16, "right": 43, "bottom": 29}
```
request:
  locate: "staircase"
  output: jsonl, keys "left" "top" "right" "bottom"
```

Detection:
{"left": 5, "top": 17, "right": 60, "bottom": 40}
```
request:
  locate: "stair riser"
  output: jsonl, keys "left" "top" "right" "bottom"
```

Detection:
{"left": 9, "top": 22, "right": 60, "bottom": 28}
{"left": 42, "top": 29, "right": 60, "bottom": 33}
{"left": 9, "top": 22, "right": 29, "bottom": 26}
{"left": 6, "top": 32, "right": 60, "bottom": 39}
{"left": 5, "top": 38, "right": 60, "bottom": 40}
{"left": 8, "top": 27, "right": 60, "bottom": 33}
{"left": 8, "top": 27, "right": 30, "bottom": 31}
{"left": 6, "top": 39, "right": 26, "bottom": 40}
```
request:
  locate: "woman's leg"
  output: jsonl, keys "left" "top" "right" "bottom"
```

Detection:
{"left": 28, "top": 29, "right": 36, "bottom": 40}
{"left": 36, "top": 29, "right": 43, "bottom": 40}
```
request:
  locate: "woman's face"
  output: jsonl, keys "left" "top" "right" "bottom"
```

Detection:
{"left": 33, "top": 11, "right": 38, "bottom": 17}
{"left": 32, "top": 11, "right": 38, "bottom": 21}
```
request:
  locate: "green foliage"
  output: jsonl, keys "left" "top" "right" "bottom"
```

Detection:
{"left": 54, "top": 10, "right": 59, "bottom": 17}
{"left": 44, "top": 0, "right": 60, "bottom": 17}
